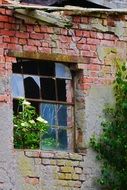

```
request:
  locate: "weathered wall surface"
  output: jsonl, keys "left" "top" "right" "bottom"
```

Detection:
{"left": 15, "top": 150, "right": 85, "bottom": 190}
{"left": 0, "top": 4, "right": 127, "bottom": 190}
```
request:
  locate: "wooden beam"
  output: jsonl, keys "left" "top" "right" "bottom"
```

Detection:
{"left": 8, "top": 51, "right": 89, "bottom": 64}
{"left": 14, "top": 9, "right": 72, "bottom": 27}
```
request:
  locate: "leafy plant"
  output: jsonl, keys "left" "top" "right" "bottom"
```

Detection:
{"left": 13, "top": 99, "right": 49, "bottom": 149}
{"left": 90, "top": 59, "right": 127, "bottom": 190}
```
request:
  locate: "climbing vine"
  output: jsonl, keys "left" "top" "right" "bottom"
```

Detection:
{"left": 90, "top": 60, "right": 127, "bottom": 190}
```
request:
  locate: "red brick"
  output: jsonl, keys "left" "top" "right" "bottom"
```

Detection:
{"left": 0, "top": 30, "right": 15, "bottom": 36}
{"left": 90, "top": 31, "right": 97, "bottom": 38}
{"left": 90, "top": 58, "right": 101, "bottom": 64}
{"left": 90, "top": 45, "right": 97, "bottom": 51}
{"left": 27, "top": 25, "right": 34, "bottom": 32}
{"left": 0, "top": 8, "right": 5, "bottom": 14}
{"left": 4, "top": 23, "right": 12, "bottom": 30}
{"left": 81, "top": 17, "right": 89, "bottom": 24}
{"left": 83, "top": 77, "right": 93, "bottom": 83}
{"left": 75, "top": 30, "right": 83, "bottom": 37}
{"left": 23, "top": 45, "right": 37, "bottom": 51}
{"left": 0, "top": 94, "right": 11, "bottom": 103}
{"left": 38, "top": 47, "right": 51, "bottom": 53}
{"left": 73, "top": 16, "right": 81, "bottom": 23}
{"left": 67, "top": 49, "right": 78, "bottom": 56}
{"left": 82, "top": 84, "right": 91, "bottom": 90}
{"left": 59, "top": 42, "right": 70, "bottom": 49}
{"left": 97, "top": 32, "right": 103, "bottom": 39}
{"left": 80, "top": 50, "right": 95, "bottom": 57}
{"left": 40, "top": 26, "right": 48, "bottom": 33}
{"left": 5, "top": 9, "right": 13, "bottom": 16}
{"left": 90, "top": 71, "right": 98, "bottom": 77}
{"left": 25, "top": 177, "right": 39, "bottom": 185}
{"left": 0, "top": 55, "right": 5, "bottom": 63}
{"left": 5, "top": 56, "right": 16, "bottom": 63}
{"left": 7, "top": 43, "right": 16, "bottom": 50}
{"left": 28, "top": 39, "right": 41, "bottom": 46}
{"left": 0, "top": 15, "right": 9, "bottom": 22}
{"left": 0, "top": 36, "right": 3, "bottom": 43}
{"left": 60, "top": 35, "right": 71, "bottom": 43}
{"left": 0, "top": 48, "right": 3, "bottom": 55}
{"left": 16, "top": 32, "right": 29, "bottom": 39}
{"left": 34, "top": 25, "right": 41, "bottom": 33}
{"left": 30, "top": 33, "right": 44, "bottom": 40}
{"left": 19, "top": 38, "right": 27, "bottom": 45}
{"left": 8, "top": 17, "right": 16, "bottom": 23}
{"left": 87, "top": 64, "right": 100, "bottom": 71}
{"left": 0, "top": 43, "right": 7, "bottom": 48}
{"left": 82, "top": 31, "right": 90, "bottom": 37}
{"left": 41, "top": 42, "right": 49, "bottom": 47}
{"left": 47, "top": 27, "right": 54, "bottom": 33}
{"left": 43, "top": 33, "right": 51, "bottom": 41}
{"left": 107, "top": 18, "right": 115, "bottom": 27}
{"left": 87, "top": 38, "right": 100, "bottom": 45}
{"left": 77, "top": 44, "right": 90, "bottom": 50}
{"left": 0, "top": 22, "right": 4, "bottom": 28}
{"left": 103, "top": 34, "right": 116, "bottom": 40}
{"left": 78, "top": 38, "right": 86, "bottom": 44}
{"left": 60, "top": 28, "right": 67, "bottom": 35}
{"left": 8, "top": 44, "right": 22, "bottom": 51}
{"left": 3, "top": 36, "right": 11, "bottom": 43}
{"left": 10, "top": 37, "right": 18, "bottom": 44}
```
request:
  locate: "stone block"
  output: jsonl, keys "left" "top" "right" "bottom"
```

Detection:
{"left": 60, "top": 166, "right": 74, "bottom": 173}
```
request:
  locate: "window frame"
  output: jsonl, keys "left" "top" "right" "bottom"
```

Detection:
{"left": 12, "top": 58, "right": 75, "bottom": 151}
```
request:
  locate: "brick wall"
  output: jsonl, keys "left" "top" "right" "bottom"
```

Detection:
{"left": 0, "top": 5, "right": 127, "bottom": 190}
{"left": 15, "top": 150, "right": 85, "bottom": 190}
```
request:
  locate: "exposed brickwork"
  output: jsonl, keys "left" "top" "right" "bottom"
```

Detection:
{"left": 0, "top": 4, "right": 127, "bottom": 190}
{"left": 16, "top": 150, "right": 85, "bottom": 190}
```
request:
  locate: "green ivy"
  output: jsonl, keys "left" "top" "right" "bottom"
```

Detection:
{"left": 90, "top": 59, "right": 127, "bottom": 190}
{"left": 13, "top": 99, "right": 49, "bottom": 149}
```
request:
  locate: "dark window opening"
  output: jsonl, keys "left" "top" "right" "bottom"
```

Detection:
{"left": 12, "top": 59, "right": 74, "bottom": 151}
{"left": 41, "top": 78, "right": 56, "bottom": 100}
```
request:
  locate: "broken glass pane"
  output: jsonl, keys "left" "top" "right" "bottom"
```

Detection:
{"left": 55, "top": 63, "right": 72, "bottom": 79}
{"left": 24, "top": 75, "right": 40, "bottom": 99}
{"left": 40, "top": 103, "right": 56, "bottom": 126}
{"left": 39, "top": 61, "right": 55, "bottom": 76}
{"left": 58, "top": 129, "right": 67, "bottom": 150}
{"left": 57, "top": 79, "right": 73, "bottom": 103}
{"left": 41, "top": 78, "right": 56, "bottom": 100}
{"left": 40, "top": 128, "right": 68, "bottom": 150}
{"left": 12, "top": 62, "right": 22, "bottom": 73}
{"left": 40, "top": 103, "right": 67, "bottom": 127}
{"left": 40, "top": 128, "right": 57, "bottom": 150}
{"left": 57, "top": 79, "right": 66, "bottom": 101}
{"left": 40, "top": 103, "right": 68, "bottom": 150}
{"left": 22, "top": 60, "right": 38, "bottom": 75}
{"left": 57, "top": 104, "right": 67, "bottom": 127}
{"left": 11, "top": 74, "right": 24, "bottom": 97}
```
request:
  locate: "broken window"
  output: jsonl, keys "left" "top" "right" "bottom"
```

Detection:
{"left": 12, "top": 59, "right": 74, "bottom": 151}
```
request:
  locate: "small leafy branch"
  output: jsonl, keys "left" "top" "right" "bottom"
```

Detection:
{"left": 13, "top": 99, "right": 49, "bottom": 149}
{"left": 90, "top": 59, "right": 127, "bottom": 190}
